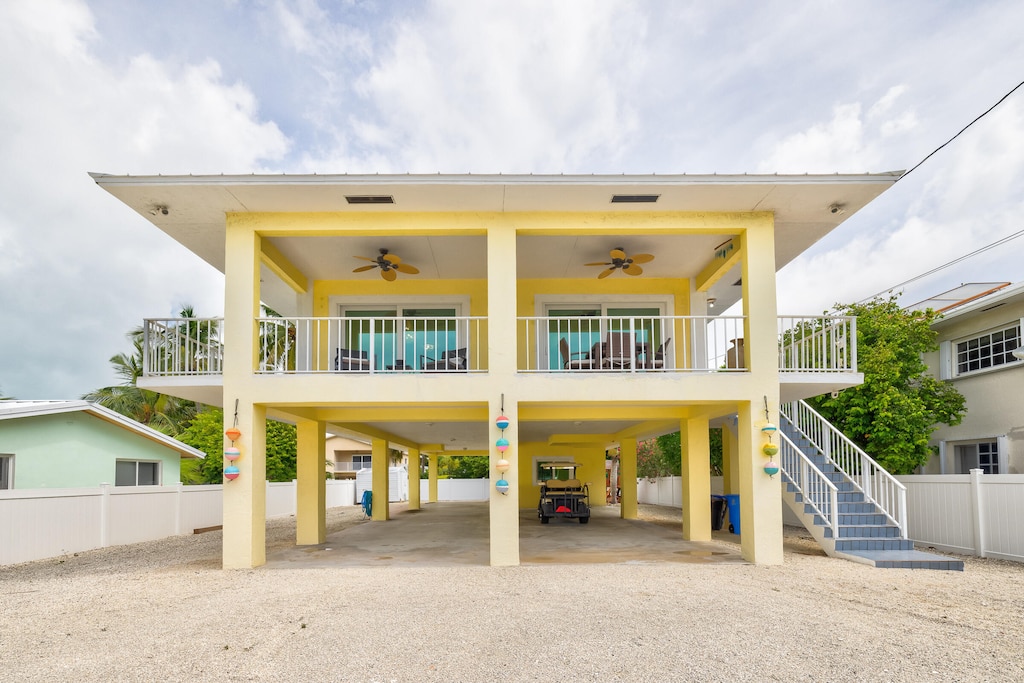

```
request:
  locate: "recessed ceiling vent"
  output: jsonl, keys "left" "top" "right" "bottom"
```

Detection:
{"left": 345, "top": 195, "right": 394, "bottom": 204}
{"left": 611, "top": 194, "right": 660, "bottom": 203}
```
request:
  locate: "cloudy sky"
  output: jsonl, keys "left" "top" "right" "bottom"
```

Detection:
{"left": 1, "top": 0, "right": 1022, "bottom": 400}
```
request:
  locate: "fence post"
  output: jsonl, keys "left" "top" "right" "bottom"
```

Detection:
{"left": 175, "top": 482, "right": 184, "bottom": 536}
{"left": 969, "top": 468, "right": 986, "bottom": 558}
{"left": 99, "top": 482, "right": 110, "bottom": 548}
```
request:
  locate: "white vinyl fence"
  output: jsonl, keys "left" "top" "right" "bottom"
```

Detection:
{"left": 0, "top": 480, "right": 356, "bottom": 566}
{"left": 420, "top": 478, "right": 490, "bottom": 501}
{"left": 897, "top": 471, "right": 1024, "bottom": 562}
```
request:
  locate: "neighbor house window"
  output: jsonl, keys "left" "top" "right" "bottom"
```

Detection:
{"left": 954, "top": 441, "right": 999, "bottom": 474}
{"left": 955, "top": 323, "right": 1021, "bottom": 375}
{"left": 352, "top": 454, "right": 372, "bottom": 470}
{"left": 0, "top": 454, "right": 12, "bottom": 489}
{"left": 115, "top": 460, "right": 160, "bottom": 486}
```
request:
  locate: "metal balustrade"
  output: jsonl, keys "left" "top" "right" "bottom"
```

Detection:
{"left": 255, "top": 316, "right": 487, "bottom": 374}
{"left": 519, "top": 315, "right": 746, "bottom": 372}
{"left": 140, "top": 314, "right": 859, "bottom": 377}
{"left": 142, "top": 318, "right": 224, "bottom": 376}
{"left": 779, "top": 431, "right": 839, "bottom": 538}
{"left": 778, "top": 315, "right": 857, "bottom": 373}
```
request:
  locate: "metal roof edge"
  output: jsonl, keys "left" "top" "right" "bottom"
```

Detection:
{"left": 0, "top": 400, "right": 205, "bottom": 459}
{"left": 89, "top": 170, "right": 905, "bottom": 187}
{"left": 931, "top": 281, "right": 1024, "bottom": 324}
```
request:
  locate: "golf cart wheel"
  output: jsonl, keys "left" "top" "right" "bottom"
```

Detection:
{"left": 579, "top": 516, "right": 589, "bottom": 524}
{"left": 540, "top": 515, "right": 550, "bottom": 524}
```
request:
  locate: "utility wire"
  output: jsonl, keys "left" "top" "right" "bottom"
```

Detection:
{"left": 859, "top": 228, "right": 1024, "bottom": 302}
{"left": 900, "top": 79, "right": 1024, "bottom": 181}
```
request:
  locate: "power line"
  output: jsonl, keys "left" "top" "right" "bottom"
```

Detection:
{"left": 859, "top": 228, "right": 1024, "bottom": 302}
{"left": 899, "top": 79, "right": 1024, "bottom": 181}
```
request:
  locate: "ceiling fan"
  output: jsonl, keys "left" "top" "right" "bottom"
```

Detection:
{"left": 353, "top": 248, "right": 420, "bottom": 281}
{"left": 585, "top": 247, "right": 654, "bottom": 279}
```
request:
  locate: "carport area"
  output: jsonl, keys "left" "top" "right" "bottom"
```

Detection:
{"left": 265, "top": 502, "right": 747, "bottom": 568}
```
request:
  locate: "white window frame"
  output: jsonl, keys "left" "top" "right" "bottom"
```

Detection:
{"left": 949, "top": 319, "right": 1023, "bottom": 378}
{"left": 951, "top": 439, "right": 1001, "bottom": 475}
{"left": 115, "top": 459, "right": 162, "bottom": 486}
{"left": 0, "top": 454, "right": 12, "bottom": 489}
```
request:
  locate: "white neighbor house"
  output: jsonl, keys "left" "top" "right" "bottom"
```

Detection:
{"left": 917, "top": 282, "right": 1024, "bottom": 474}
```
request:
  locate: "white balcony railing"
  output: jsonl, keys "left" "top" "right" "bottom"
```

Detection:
{"left": 256, "top": 316, "right": 487, "bottom": 374}
{"left": 142, "top": 318, "right": 224, "bottom": 376}
{"left": 140, "top": 314, "right": 856, "bottom": 377}
{"left": 519, "top": 315, "right": 747, "bottom": 372}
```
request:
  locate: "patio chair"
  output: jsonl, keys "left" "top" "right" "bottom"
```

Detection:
{"left": 335, "top": 348, "right": 371, "bottom": 372}
{"left": 420, "top": 347, "right": 468, "bottom": 372}
{"left": 604, "top": 332, "right": 636, "bottom": 369}
{"left": 643, "top": 337, "right": 672, "bottom": 369}
{"left": 558, "top": 337, "right": 601, "bottom": 370}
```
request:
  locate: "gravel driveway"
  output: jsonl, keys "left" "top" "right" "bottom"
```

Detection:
{"left": 2, "top": 504, "right": 1022, "bottom": 682}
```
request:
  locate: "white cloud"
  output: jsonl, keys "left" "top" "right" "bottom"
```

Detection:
{"left": 0, "top": 0, "right": 290, "bottom": 399}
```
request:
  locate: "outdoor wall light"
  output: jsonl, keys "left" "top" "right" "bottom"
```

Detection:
{"left": 1013, "top": 347, "right": 1024, "bottom": 361}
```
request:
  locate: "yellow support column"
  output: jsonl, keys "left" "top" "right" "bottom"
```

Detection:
{"left": 407, "top": 447, "right": 421, "bottom": 511}
{"left": 487, "top": 218, "right": 520, "bottom": 566}
{"left": 222, "top": 217, "right": 266, "bottom": 569}
{"left": 222, "top": 403, "right": 267, "bottom": 568}
{"left": 296, "top": 419, "right": 326, "bottom": 545}
{"left": 428, "top": 453, "right": 438, "bottom": 503}
{"left": 619, "top": 438, "right": 638, "bottom": 520}
{"left": 681, "top": 417, "right": 712, "bottom": 541}
{"left": 737, "top": 218, "right": 783, "bottom": 565}
{"left": 371, "top": 438, "right": 389, "bottom": 521}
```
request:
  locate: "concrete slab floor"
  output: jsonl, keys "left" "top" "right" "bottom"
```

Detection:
{"left": 266, "top": 501, "right": 748, "bottom": 569}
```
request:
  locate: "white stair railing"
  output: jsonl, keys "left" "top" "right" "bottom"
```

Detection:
{"left": 780, "top": 431, "right": 839, "bottom": 539}
{"left": 782, "top": 399, "right": 907, "bottom": 537}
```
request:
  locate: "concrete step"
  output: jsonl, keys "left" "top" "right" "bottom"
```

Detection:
{"left": 838, "top": 524, "right": 901, "bottom": 538}
{"left": 840, "top": 548, "right": 965, "bottom": 571}
{"left": 835, "top": 538, "right": 915, "bottom": 552}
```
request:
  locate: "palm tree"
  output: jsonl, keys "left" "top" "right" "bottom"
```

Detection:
{"left": 83, "top": 320, "right": 197, "bottom": 435}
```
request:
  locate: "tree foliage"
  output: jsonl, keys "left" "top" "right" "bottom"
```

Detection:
{"left": 807, "top": 297, "right": 966, "bottom": 475}
{"left": 175, "top": 408, "right": 298, "bottom": 483}
{"left": 637, "top": 429, "right": 723, "bottom": 479}
{"left": 82, "top": 323, "right": 196, "bottom": 434}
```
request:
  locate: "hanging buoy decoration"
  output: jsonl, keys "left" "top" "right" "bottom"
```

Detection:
{"left": 761, "top": 422, "right": 777, "bottom": 435}
{"left": 225, "top": 427, "right": 242, "bottom": 441}
{"left": 495, "top": 437, "right": 509, "bottom": 452}
{"left": 762, "top": 442, "right": 779, "bottom": 457}
{"left": 496, "top": 458, "right": 510, "bottom": 473}
{"left": 495, "top": 414, "right": 510, "bottom": 431}
{"left": 224, "top": 446, "right": 241, "bottom": 461}
{"left": 224, "top": 465, "right": 240, "bottom": 481}
{"left": 763, "top": 461, "right": 780, "bottom": 477}
{"left": 495, "top": 479, "right": 509, "bottom": 495}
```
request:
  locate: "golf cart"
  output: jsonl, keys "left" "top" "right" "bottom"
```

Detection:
{"left": 537, "top": 462, "right": 591, "bottom": 524}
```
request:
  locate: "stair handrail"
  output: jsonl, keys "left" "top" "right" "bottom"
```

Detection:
{"left": 782, "top": 400, "right": 907, "bottom": 538}
{"left": 779, "top": 431, "right": 839, "bottom": 539}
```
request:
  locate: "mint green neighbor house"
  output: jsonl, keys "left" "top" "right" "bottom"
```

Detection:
{"left": 0, "top": 401, "right": 204, "bottom": 489}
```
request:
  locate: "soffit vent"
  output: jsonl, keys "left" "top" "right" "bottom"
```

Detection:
{"left": 611, "top": 194, "right": 660, "bottom": 203}
{"left": 345, "top": 195, "right": 395, "bottom": 205}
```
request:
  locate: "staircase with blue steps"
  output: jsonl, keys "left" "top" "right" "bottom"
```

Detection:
{"left": 781, "top": 415, "right": 963, "bottom": 571}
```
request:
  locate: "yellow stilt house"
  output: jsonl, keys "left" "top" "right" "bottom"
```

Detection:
{"left": 92, "top": 172, "right": 899, "bottom": 569}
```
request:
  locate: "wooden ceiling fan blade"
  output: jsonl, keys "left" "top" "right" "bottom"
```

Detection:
{"left": 624, "top": 264, "right": 644, "bottom": 276}
{"left": 352, "top": 265, "right": 377, "bottom": 273}
{"left": 585, "top": 261, "right": 612, "bottom": 266}
{"left": 609, "top": 248, "right": 626, "bottom": 260}
{"left": 598, "top": 268, "right": 616, "bottom": 279}
{"left": 631, "top": 253, "right": 655, "bottom": 264}
{"left": 395, "top": 263, "right": 419, "bottom": 274}
{"left": 381, "top": 268, "right": 398, "bottom": 281}
{"left": 381, "top": 252, "right": 402, "bottom": 264}
{"left": 354, "top": 255, "right": 378, "bottom": 262}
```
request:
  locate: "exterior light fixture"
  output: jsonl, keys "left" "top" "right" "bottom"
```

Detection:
{"left": 1013, "top": 347, "right": 1024, "bottom": 361}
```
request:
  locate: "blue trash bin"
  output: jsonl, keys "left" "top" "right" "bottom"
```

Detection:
{"left": 721, "top": 494, "right": 740, "bottom": 535}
